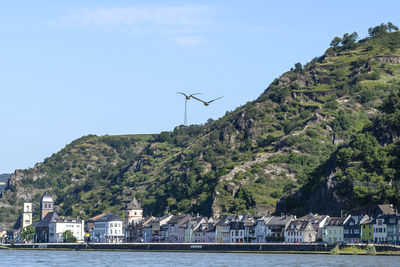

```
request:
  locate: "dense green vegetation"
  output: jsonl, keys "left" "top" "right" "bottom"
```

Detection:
{"left": 1, "top": 23, "right": 400, "bottom": 224}
{"left": 335, "top": 89, "right": 400, "bottom": 206}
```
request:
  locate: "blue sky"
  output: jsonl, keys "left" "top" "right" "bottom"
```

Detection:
{"left": 1, "top": 0, "right": 399, "bottom": 173}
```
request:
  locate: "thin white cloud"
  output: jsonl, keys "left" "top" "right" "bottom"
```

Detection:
{"left": 53, "top": 5, "right": 212, "bottom": 35}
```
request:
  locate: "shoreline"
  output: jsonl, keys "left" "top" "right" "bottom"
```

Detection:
{"left": 2, "top": 243, "right": 400, "bottom": 256}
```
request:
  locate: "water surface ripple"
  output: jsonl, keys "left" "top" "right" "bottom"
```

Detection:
{"left": 0, "top": 250, "right": 398, "bottom": 267}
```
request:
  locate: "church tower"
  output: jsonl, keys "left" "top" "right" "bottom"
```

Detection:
{"left": 125, "top": 196, "right": 143, "bottom": 225}
{"left": 40, "top": 192, "right": 54, "bottom": 220}
{"left": 22, "top": 202, "right": 32, "bottom": 229}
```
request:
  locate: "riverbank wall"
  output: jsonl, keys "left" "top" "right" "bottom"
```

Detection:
{"left": 3, "top": 243, "right": 400, "bottom": 253}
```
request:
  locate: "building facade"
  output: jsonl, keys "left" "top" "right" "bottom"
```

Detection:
{"left": 265, "top": 216, "right": 294, "bottom": 242}
{"left": 323, "top": 216, "right": 347, "bottom": 244}
{"left": 35, "top": 192, "right": 57, "bottom": 243}
{"left": 360, "top": 216, "right": 374, "bottom": 243}
{"left": 184, "top": 217, "right": 205, "bottom": 243}
{"left": 125, "top": 197, "right": 143, "bottom": 226}
{"left": 244, "top": 216, "right": 257, "bottom": 243}
{"left": 284, "top": 220, "right": 316, "bottom": 243}
{"left": 167, "top": 214, "right": 192, "bottom": 243}
{"left": 193, "top": 223, "right": 215, "bottom": 243}
{"left": 229, "top": 220, "right": 245, "bottom": 243}
{"left": 22, "top": 202, "right": 33, "bottom": 229}
{"left": 373, "top": 216, "right": 387, "bottom": 243}
{"left": 92, "top": 214, "right": 124, "bottom": 243}
{"left": 40, "top": 192, "right": 54, "bottom": 220}
{"left": 299, "top": 214, "right": 329, "bottom": 240}
{"left": 343, "top": 215, "right": 367, "bottom": 243}
{"left": 48, "top": 217, "right": 84, "bottom": 243}
{"left": 255, "top": 217, "right": 272, "bottom": 243}
{"left": 386, "top": 214, "right": 399, "bottom": 244}
{"left": 215, "top": 215, "right": 233, "bottom": 243}
{"left": 150, "top": 215, "right": 173, "bottom": 242}
{"left": 36, "top": 212, "right": 59, "bottom": 243}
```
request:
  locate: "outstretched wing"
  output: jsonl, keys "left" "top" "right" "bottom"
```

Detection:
{"left": 177, "top": 92, "right": 188, "bottom": 97}
{"left": 191, "top": 95, "right": 206, "bottom": 104}
{"left": 190, "top": 93, "right": 203, "bottom": 96}
{"left": 207, "top": 96, "right": 224, "bottom": 103}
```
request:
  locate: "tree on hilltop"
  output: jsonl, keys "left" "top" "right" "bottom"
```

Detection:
{"left": 387, "top": 22, "right": 399, "bottom": 32}
{"left": 294, "top": 62, "right": 303, "bottom": 74}
{"left": 368, "top": 22, "right": 399, "bottom": 38}
{"left": 341, "top": 32, "right": 358, "bottom": 49}
{"left": 329, "top": 32, "right": 358, "bottom": 50}
{"left": 330, "top": 36, "right": 342, "bottom": 48}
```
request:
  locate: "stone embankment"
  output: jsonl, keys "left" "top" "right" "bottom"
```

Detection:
{"left": 3, "top": 243, "right": 400, "bottom": 253}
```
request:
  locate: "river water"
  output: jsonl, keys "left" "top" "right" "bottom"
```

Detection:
{"left": 0, "top": 250, "right": 398, "bottom": 267}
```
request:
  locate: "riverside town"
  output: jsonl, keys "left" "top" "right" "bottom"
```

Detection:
{"left": 1, "top": 192, "right": 399, "bottom": 246}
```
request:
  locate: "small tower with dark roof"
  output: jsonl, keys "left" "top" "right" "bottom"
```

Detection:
{"left": 125, "top": 196, "right": 142, "bottom": 225}
{"left": 40, "top": 192, "right": 54, "bottom": 220}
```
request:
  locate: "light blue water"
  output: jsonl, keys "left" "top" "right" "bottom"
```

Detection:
{"left": 0, "top": 250, "right": 398, "bottom": 267}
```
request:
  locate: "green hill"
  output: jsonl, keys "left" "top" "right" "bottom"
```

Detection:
{"left": 1, "top": 23, "right": 400, "bottom": 224}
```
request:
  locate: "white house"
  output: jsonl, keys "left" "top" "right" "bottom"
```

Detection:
{"left": 48, "top": 217, "right": 84, "bottom": 243}
{"left": 373, "top": 216, "right": 387, "bottom": 243}
{"left": 299, "top": 213, "right": 329, "bottom": 240}
{"left": 284, "top": 220, "right": 316, "bottom": 243}
{"left": 92, "top": 213, "right": 124, "bottom": 243}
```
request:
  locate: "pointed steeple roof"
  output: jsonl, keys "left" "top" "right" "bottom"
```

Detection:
{"left": 126, "top": 196, "right": 141, "bottom": 210}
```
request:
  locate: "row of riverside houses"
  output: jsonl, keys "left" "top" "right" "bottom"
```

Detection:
{"left": 4, "top": 192, "right": 400, "bottom": 245}
{"left": 323, "top": 205, "right": 400, "bottom": 244}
